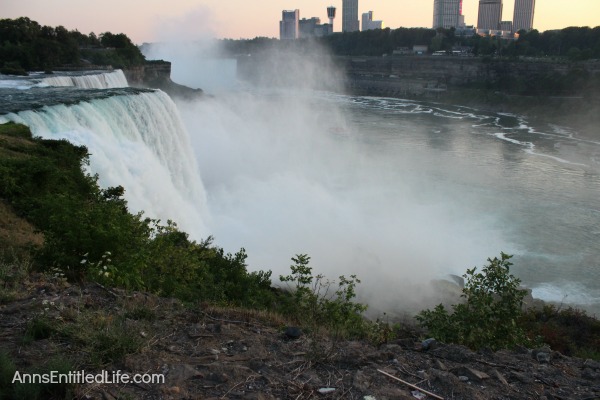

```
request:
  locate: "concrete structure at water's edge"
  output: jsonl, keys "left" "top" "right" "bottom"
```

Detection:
{"left": 342, "top": 0, "right": 359, "bottom": 32}
{"left": 513, "top": 0, "right": 535, "bottom": 32}
{"left": 280, "top": 10, "right": 300, "bottom": 40}
{"left": 477, "top": 0, "right": 503, "bottom": 31}
{"left": 433, "top": 0, "right": 464, "bottom": 29}
{"left": 362, "top": 11, "right": 384, "bottom": 31}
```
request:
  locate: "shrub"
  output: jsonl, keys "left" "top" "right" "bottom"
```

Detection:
{"left": 521, "top": 305, "right": 600, "bottom": 360}
{"left": 279, "top": 254, "right": 368, "bottom": 338}
{"left": 416, "top": 253, "right": 528, "bottom": 350}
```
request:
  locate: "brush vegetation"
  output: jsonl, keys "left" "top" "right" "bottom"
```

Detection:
{"left": 0, "top": 121, "right": 599, "bottom": 383}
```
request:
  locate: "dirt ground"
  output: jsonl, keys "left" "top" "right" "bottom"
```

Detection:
{"left": 1, "top": 274, "right": 599, "bottom": 400}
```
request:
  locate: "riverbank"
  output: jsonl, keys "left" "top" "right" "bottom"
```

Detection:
{"left": 1, "top": 266, "right": 599, "bottom": 400}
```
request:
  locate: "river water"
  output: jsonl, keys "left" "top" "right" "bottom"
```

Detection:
{"left": 178, "top": 88, "right": 600, "bottom": 316}
{"left": 343, "top": 95, "right": 600, "bottom": 310}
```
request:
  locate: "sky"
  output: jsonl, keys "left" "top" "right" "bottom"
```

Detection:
{"left": 2, "top": 0, "right": 599, "bottom": 44}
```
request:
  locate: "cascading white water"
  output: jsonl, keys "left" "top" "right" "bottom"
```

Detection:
{"left": 0, "top": 90, "right": 209, "bottom": 239}
{"left": 41, "top": 69, "right": 128, "bottom": 89}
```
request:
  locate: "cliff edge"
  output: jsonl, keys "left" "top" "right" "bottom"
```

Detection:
{"left": 124, "top": 61, "right": 203, "bottom": 101}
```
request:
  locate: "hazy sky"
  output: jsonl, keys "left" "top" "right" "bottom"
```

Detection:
{"left": 2, "top": 0, "right": 599, "bottom": 44}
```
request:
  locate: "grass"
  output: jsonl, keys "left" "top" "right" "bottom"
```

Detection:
{"left": 0, "top": 352, "right": 76, "bottom": 400}
{"left": 0, "top": 251, "right": 33, "bottom": 304}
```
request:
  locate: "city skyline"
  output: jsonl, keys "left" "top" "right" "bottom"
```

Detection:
{"left": 2, "top": 0, "right": 599, "bottom": 44}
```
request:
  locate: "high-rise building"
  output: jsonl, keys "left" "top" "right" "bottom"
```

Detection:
{"left": 342, "top": 0, "right": 359, "bottom": 32}
{"left": 433, "top": 0, "right": 463, "bottom": 29}
{"left": 477, "top": 0, "right": 503, "bottom": 31}
{"left": 280, "top": 10, "right": 299, "bottom": 40}
{"left": 513, "top": 0, "right": 535, "bottom": 32}
{"left": 362, "top": 11, "right": 384, "bottom": 31}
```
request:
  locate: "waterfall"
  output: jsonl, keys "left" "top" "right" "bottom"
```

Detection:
{"left": 0, "top": 90, "right": 209, "bottom": 239}
{"left": 41, "top": 70, "right": 129, "bottom": 89}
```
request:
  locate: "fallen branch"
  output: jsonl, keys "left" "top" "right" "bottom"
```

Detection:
{"left": 377, "top": 369, "right": 444, "bottom": 400}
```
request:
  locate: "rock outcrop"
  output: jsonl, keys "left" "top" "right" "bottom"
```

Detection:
{"left": 123, "top": 61, "right": 203, "bottom": 100}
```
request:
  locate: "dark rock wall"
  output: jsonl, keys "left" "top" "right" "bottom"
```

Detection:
{"left": 338, "top": 56, "right": 600, "bottom": 98}
{"left": 123, "top": 62, "right": 172, "bottom": 87}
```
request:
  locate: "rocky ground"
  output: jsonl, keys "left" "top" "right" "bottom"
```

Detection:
{"left": 1, "top": 273, "right": 599, "bottom": 400}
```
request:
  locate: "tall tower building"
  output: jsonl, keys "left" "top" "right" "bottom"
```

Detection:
{"left": 477, "top": 0, "right": 503, "bottom": 31}
{"left": 513, "top": 0, "right": 535, "bottom": 32}
{"left": 433, "top": 0, "right": 463, "bottom": 29}
{"left": 327, "top": 6, "right": 337, "bottom": 30}
{"left": 280, "top": 10, "right": 299, "bottom": 40}
{"left": 342, "top": 0, "right": 359, "bottom": 32}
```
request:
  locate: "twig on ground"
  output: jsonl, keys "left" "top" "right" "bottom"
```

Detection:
{"left": 377, "top": 369, "right": 444, "bottom": 400}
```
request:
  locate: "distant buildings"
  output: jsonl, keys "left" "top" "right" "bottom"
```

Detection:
{"left": 281, "top": 0, "right": 535, "bottom": 41}
{"left": 342, "top": 0, "right": 360, "bottom": 32}
{"left": 477, "top": 0, "right": 503, "bottom": 32}
{"left": 280, "top": 10, "right": 299, "bottom": 40}
{"left": 513, "top": 0, "right": 535, "bottom": 32}
{"left": 433, "top": 0, "right": 464, "bottom": 29}
{"left": 299, "top": 17, "right": 333, "bottom": 38}
{"left": 475, "top": 0, "right": 535, "bottom": 36}
{"left": 279, "top": 7, "right": 335, "bottom": 39}
{"left": 362, "top": 11, "right": 384, "bottom": 31}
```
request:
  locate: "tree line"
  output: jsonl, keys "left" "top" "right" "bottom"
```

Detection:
{"left": 218, "top": 25, "right": 600, "bottom": 61}
{"left": 0, "top": 17, "right": 145, "bottom": 75}
{"left": 318, "top": 26, "right": 600, "bottom": 59}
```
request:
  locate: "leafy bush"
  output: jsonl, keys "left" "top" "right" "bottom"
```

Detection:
{"left": 521, "top": 305, "right": 600, "bottom": 360}
{"left": 279, "top": 254, "right": 368, "bottom": 338}
{"left": 416, "top": 253, "right": 528, "bottom": 350}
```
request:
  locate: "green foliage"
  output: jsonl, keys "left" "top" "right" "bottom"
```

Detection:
{"left": 416, "top": 253, "right": 528, "bottom": 350}
{"left": 23, "top": 315, "right": 56, "bottom": 343}
{"left": 0, "top": 253, "right": 31, "bottom": 304}
{"left": 88, "top": 323, "right": 144, "bottom": 367}
{"left": 0, "top": 123, "right": 276, "bottom": 309}
{"left": 0, "top": 353, "right": 75, "bottom": 400}
{"left": 0, "top": 17, "right": 145, "bottom": 71}
{"left": 279, "top": 254, "right": 368, "bottom": 338}
{"left": 0, "top": 352, "right": 17, "bottom": 400}
{"left": 365, "top": 313, "right": 402, "bottom": 346}
{"left": 319, "top": 27, "right": 437, "bottom": 56}
{"left": 521, "top": 305, "right": 600, "bottom": 360}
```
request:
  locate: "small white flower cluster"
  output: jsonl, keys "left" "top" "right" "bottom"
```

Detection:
{"left": 81, "top": 251, "right": 115, "bottom": 281}
{"left": 41, "top": 299, "right": 55, "bottom": 313}
{"left": 49, "top": 267, "right": 67, "bottom": 283}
